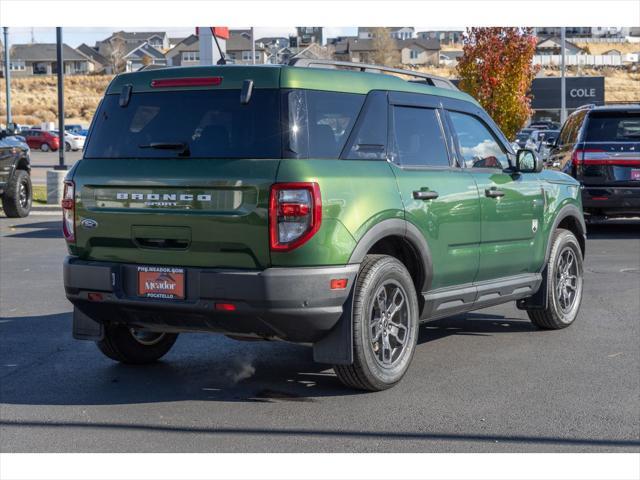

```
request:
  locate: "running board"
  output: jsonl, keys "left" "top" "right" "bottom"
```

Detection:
{"left": 422, "top": 273, "right": 542, "bottom": 320}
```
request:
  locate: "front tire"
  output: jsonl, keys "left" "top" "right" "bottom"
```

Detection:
{"left": 334, "top": 255, "right": 419, "bottom": 391}
{"left": 527, "top": 229, "right": 584, "bottom": 329}
{"left": 65, "top": 142, "right": 71, "bottom": 152}
{"left": 40, "top": 143, "right": 50, "bottom": 152}
{"left": 2, "top": 170, "right": 32, "bottom": 218}
{"left": 97, "top": 324, "right": 178, "bottom": 364}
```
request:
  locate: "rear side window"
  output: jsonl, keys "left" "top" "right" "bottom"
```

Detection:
{"left": 84, "top": 89, "right": 281, "bottom": 159}
{"left": 448, "top": 111, "right": 508, "bottom": 169}
{"left": 344, "top": 91, "right": 388, "bottom": 160}
{"left": 285, "top": 90, "right": 364, "bottom": 159}
{"left": 585, "top": 112, "right": 640, "bottom": 142}
{"left": 391, "top": 106, "right": 450, "bottom": 167}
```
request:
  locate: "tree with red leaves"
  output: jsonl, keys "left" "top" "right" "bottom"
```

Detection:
{"left": 457, "top": 27, "right": 539, "bottom": 140}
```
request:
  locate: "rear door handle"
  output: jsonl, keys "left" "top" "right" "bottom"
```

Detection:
{"left": 485, "top": 188, "right": 505, "bottom": 198}
{"left": 413, "top": 190, "right": 439, "bottom": 200}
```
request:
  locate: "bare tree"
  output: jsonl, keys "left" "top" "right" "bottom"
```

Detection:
{"left": 104, "top": 37, "right": 126, "bottom": 74}
{"left": 370, "top": 27, "right": 399, "bottom": 66}
{"left": 141, "top": 54, "right": 153, "bottom": 67}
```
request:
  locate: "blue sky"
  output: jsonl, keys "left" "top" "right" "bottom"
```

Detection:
{"left": 4, "top": 27, "right": 362, "bottom": 47}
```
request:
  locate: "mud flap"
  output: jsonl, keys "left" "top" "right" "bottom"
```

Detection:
{"left": 517, "top": 266, "right": 548, "bottom": 311}
{"left": 72, "top": 307, "right": 104, "bottom": 341}
{"left": 312, "top": 284, "right": 354, "bottom": 365}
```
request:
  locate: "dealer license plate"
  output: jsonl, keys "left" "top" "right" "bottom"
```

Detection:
{"left": 137, "top": 266, "right": 185, "bottom": 300}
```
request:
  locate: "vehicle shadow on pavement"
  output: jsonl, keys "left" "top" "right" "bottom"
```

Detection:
{"left": 3, "top": 311, "right": 536, "bottom": 408}
{"left": 2, "top": 221, "right": 61, "bottom": 239}
{"left": 586, "top": 219, "right": 640, "bottom": 240}
{"left": 418, "top": 312, "right": 537, "bottom": 344}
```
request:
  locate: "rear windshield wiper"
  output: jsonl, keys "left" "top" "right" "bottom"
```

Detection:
{"left": 139, "top": 142, "right": 190, "bottom": 157}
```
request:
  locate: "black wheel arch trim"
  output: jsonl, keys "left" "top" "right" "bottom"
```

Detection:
{"left": 543, "top": 203, "right": 586, "bottom": 267}
{"left": 348, "top": 218, "right": 433, "bottom": 293}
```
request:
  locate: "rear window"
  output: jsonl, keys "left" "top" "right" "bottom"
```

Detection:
{"left": 84, "top": 89, "right": 281, "bottom": 159}
{"left": 585, "top": 112, "right": 640, "bottom": 142}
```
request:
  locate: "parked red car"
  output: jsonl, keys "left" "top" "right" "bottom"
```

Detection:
{"left": 22, "top": 129, "right": 60, "bottom": 152}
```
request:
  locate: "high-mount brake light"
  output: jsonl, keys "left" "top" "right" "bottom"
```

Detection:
{"left": 269, "top": 182, "right": 322, "bottom": 252}
{"left": 150, "top": 77, "right": 223, "bottom": 88}
{"left": 61, "top": 180, "right": 75, "bottom": 242}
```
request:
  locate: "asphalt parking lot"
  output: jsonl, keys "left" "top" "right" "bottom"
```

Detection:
{"left": 0, "top": 215, "right": 639, "bottom": 453}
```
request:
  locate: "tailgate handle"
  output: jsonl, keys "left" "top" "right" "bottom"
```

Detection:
{"left": 135, "top": 237, "right": 189, "bottom": 250}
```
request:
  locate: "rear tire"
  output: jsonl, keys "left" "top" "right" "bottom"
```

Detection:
{"left": 527, "top": 229, "right": 584, "bottom": 329}
{"left": 97, "top": 324, "right": 178, "bottom": 364}
{"left": 1, "top": 170, "right": 32, "bottom": 218}
{"left": 334, "top": 255, "right": 419, "bottom": 391}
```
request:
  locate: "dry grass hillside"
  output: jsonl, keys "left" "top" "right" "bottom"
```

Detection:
{"left": 0, "top": 75, "right": 113, "bottom": 126}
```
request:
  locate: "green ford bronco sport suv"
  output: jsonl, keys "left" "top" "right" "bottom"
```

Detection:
{"left": 63, "top": 60, "right": 586, "bottom": 391}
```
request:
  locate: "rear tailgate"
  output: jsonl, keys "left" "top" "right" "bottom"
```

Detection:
{"left": 71, "top": 67, "right": 283, "bottom": 269}
{"left": 73, "top": 158, "right": 278, "bottom": 269}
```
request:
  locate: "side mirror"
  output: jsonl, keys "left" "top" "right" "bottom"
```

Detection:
{"left": 516, "top": 149, "right": 543, "bottom": 173}
{"left": 544, "top": 138, "right": 556, "bottom": 147}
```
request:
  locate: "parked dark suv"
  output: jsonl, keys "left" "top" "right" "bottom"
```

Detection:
{"left": 548, "top": 104, "right": 640, "bottom": 220}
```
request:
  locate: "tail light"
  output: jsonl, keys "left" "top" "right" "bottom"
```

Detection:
{"left": 573, "top": 149, "right": 640, "bottom": 166}
{"left": 269, "top": 182, "right": 322, "bottom": 252}
{"left": 62, "top": 180, "right": 75, "bottom": 242}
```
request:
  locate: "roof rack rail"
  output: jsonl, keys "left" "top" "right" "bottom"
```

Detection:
{"left": 288, "top": 58, "right": 458, "bottom": 91}
{"left": 574, "top": 103, "right": 596, "bottom": 111}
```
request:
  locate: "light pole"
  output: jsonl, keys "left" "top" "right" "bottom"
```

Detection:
{"left": 560, "top": 27, "right": 567, "bottom": 125}
{"left": 55, "top": 26, "right": 66, "bottom": 170}
{"left": 3, "top": 27, "right": 11, "bottom": 127}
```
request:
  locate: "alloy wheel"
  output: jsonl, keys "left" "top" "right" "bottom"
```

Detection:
{"left": 18, "top": 179, "right": 30, "bottom": 208}
{"left": 555, "top": 246, "right": 580, "bottom": 314}
{"left": 369, "top": 280, "right": 410, "bottom": 368}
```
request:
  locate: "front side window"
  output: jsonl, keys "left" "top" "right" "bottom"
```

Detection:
{"left": 448, "top": 111, "right": 509, "bottom": 169}
{"left": 392, "top": 106, "right": 450, "bottom": 167}
{"left": 285, "top": 90, "right": 364, "bottom": 159}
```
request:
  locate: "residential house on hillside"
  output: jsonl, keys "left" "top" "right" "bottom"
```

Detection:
{"left": 227, "top": 33, "right": 268, "bottom": 63}
{"left": 290, "top": 27, "right": 323, "bottom": 48}
{"left": 3, "top": 43, "right": 89, "bottom": 76}
{"left": 121, "top": 42, "right": 167, "bottom": 71}
{"left": 95, "top": 31, "right": 169, "bottom": 55}
{"left": 165, "top": 35, "right": 201, "bottom": 67}
{"left": 358, "top": 27, "right": 414, "bottom": 40}
{"left": 333, "top": 37, "right": 440, "bottom": 66}
{"left": 166, "top": 34, "right": 268, "bottom": 65}
{"left": 417, "top": 30, "right": 464, "bottom": 45}
{"left": 76, "top": 43, "right": 112, "bottom": 74}
{"left": 536, "top": 37, "right": 586, "bottom": 55}
{"left": 400, "top": 38, "right": 441, "bottom": 66}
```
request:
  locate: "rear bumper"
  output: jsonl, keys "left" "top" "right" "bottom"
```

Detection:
{"left": 64, "top": 256, "right": 358, "bottom": 343}
{"left": 582, "top": 186, "right": 640, "bottom": 216}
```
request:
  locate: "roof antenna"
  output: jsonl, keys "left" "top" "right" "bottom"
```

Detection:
{"left": 212, "top": 31, "right": 227, "bottom": 65}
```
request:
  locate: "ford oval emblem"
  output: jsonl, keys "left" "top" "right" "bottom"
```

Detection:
{"left": 80, "top": 218, "right": 98, "bottom": 229}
